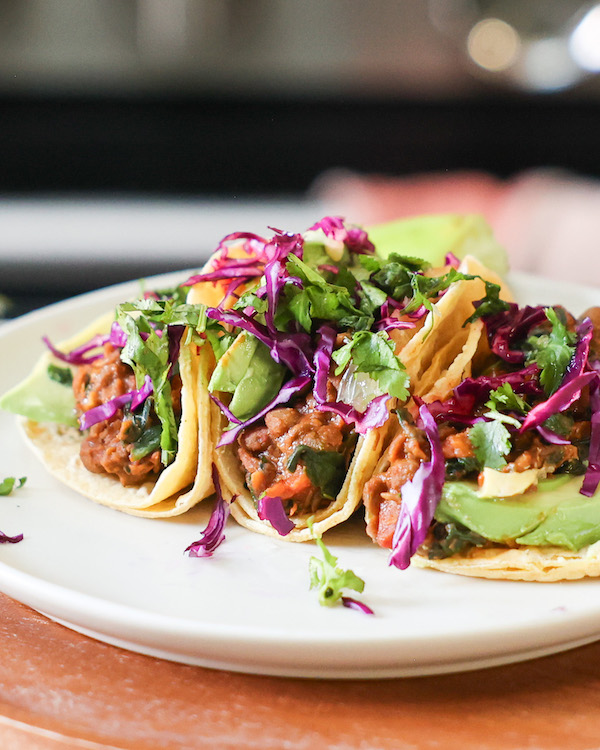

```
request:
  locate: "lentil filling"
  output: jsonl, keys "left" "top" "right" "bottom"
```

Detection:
{"left": 364, "top": 413, "right": 589, "bottom": 550}
{"left": 73, "top": 343, "right": 182, "bottom": 487}
{"left": 237, "top": 390, "right": 356, "bottom": 517}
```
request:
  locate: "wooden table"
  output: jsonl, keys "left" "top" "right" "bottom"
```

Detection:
{"left": 2, "top": 592, "right": 600, "bottom": 749}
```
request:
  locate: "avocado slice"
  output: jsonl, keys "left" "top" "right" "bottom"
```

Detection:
{"left": 209, "top": 332, "right": 286, "bottom": 422}
{"left": 0, "top": 355, "right": 77, "bottom": 426}
{"left": 435, "top": 476, "right": 600, "bottom": 551}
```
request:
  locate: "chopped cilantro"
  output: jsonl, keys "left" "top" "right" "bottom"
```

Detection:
{"left": 331, "top": 330, "right": 410, "bottom": 401}
{"left": 283, "top": 254, "right": 372, "bottom": 331}
{"left": 464, "top": 281, "right": 511, "bottom": 324}
{"left": 525, "top": 307, "right": 577, "bottom": 395}
{"left": 307, "top": 518, "right": 366, "bottom": 608}
{"left": 485, "top": 383, "right": 528, "bottom": 414}
{"left": 116, "top": 294, "right": 208, "bottom": 467}
{"left": 468, "top": 419, "right": 512, "bottom": 470}
{"left": 0, "top": 476, "right": 26, "bottom": 496}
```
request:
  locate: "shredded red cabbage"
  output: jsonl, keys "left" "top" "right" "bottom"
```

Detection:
{"left": 520, "top": 372, "right": 597, "bottom": 434}
{"left": 216, "top": 376, "right": 312, "bottom": 447}
{"left": 79, "top": 374, "right": 153, "bottom": 430}
{"left": 313, "top": 325, "right": 336, "bottom": 405}
{"left": 44, "top": 321, "right": 128, "bottom": 367}
{"left": 184, "top": 265, "right": 264, "bottom": 285}
{"left": 423, "top": 365, "right": 541, "bottom": 425}
{"left": 374, "top": 318, "right": 416, "bottom": 333}
{"left": 564, "top": 317, "right": 592, "bottom": 385}
{"left": 312, "top": 324, "right": 390, "bottom": 433}
{"left": 109, "top": 322, "right": 127, "bottom": 348}
{"left": 308, "top": 216, "right": 375, "bottom": 254}
{"left": 0, "top": 531, "right": 23, "bottom": 544}
{"left": 341, "top": 596, "right": 375, "bottom": 615}
{"left": 316, "top": 394, "right": 390, "bottom": 434}
{"left": 206, "top": 307, "right": 314, "bottom": 377}
{"left": 257, "top": 495, "right": 295, "bottom": 536}
{"left": 389, "top": 404, "right": 445, "bottom": 570}
{"left": 536, "top": 425, "right": 570, "bottom": 445}
{"left": 209, "top": 393, "right": 243, "bottom": 425}
{"left": 43, "top": 334, "right": 108, "bottom": 365}
{"left": 484, "top": 305, "right": 549, "bottom": 364}
{"left": 445, "top": 252, "right": 461, "bottom": 269}
{"left": 318, "top": 264, "right": 339, "bottom": 274}
{"left": 185, "top": 466, "right": 230, "bottom": 557}
{"left": 581, "top": 378, "right": 600, "bottom": 497}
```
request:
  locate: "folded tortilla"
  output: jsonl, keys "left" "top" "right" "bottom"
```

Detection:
{"left": 364, "top": 257, "right": 510, "bottom": 539}
{"left": 213, "top": 402, "right": 394, "bottom": 542}
{"left": 413, "top": 542, "right": 600, "bottom": 582}
{"left": 2, "top": 307, "right": 214, "bottom": 518}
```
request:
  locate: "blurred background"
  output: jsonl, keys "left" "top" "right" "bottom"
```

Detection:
{"left": 2, "top": 0, "right": 600, "bottom": 316}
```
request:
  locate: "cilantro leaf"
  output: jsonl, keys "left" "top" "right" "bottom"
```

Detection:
{"left": 464, "top": 281, "right": 511, "bottom": 324}
{"left": 485, "top": 383, "right": 528, "bottom": 414}
{"left": 115, "top": 294, "right": 206, "bottom": 467}
{"left": 0, "top": 476, "right": 26, "bottom": 496}
{"left": 307, "top": 518, "right": 365, "bottom": 607}
{"left": 468, "top": 420, "right": 512, "bottom": 470}
{"left": 525, "top": 307, "right": 577, "bottom": 395}
{"left": 332, "top": 330, "right": 410, "bottom": 401}
{"left": 404, "top": 268, "right": 467, "bottom": 313}
{"left": 283, "top": 255, "right": 372, "bottom": 331}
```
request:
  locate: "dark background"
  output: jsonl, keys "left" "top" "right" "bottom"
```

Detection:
{"left": 1, "top": 92, "right": 597, "bottom": 197}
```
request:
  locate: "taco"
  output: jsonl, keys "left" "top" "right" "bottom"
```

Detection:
{"left": 364, "top": 281, "right": 600, "bottom": 581}
{"left": 0, "top": 284, "right": 214, "bottom": 517}
{"left": 192, "top": 216, "right": 512, "bottom": 541}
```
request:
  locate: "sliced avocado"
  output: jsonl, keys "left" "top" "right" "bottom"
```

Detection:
{"left": 209, "top": 332, "right": 286, "bottom": 422}
{"left": 367, "top": 214, "right": 509, "bottom": 275}
{"left": 0, "top": 355, "right": 77, "bottom": 426}
{"left": 435, "top": 477, "right": 600, "bottom": 551}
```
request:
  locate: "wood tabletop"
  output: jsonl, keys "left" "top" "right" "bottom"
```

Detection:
{"left": 2, "top": 592, "right": 600, "bottom": 750}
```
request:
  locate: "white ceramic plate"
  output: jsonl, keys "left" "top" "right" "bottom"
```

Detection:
{"left": 1, "top": 271, "right": 600, "bottom": 679}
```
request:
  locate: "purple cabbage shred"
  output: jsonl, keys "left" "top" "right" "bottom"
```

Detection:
{"left": 0, "top": 531, "right": 23, "bottom": 544}
{"left": 257, "top": 495, "right": 295, "bottom": 536}
{"left": 79, "top": 374, "right": 153, "bottom": 430}
{"left": 216, "top": 376, "right": 312, "bottom": 447}
{"left": 185, "top": 466, "right": 230, "bottom": 557}
{"left": 341, "top": 596, "right": 375, "bottom": 615}
{"left": 389, "top": 404, "right": 445, "bottom": 570}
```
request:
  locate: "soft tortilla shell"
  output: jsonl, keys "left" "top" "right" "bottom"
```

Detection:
{"left": 213, "top": 406, "right": 390, "bottom": 542}
{"left": 21, "top": 329, "right": 215, "bottom": 518}
{"left": 413, "top": 541, "right": 600, "bottom": 582}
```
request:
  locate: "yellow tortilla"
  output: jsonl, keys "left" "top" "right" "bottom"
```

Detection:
{"left": 212, "top": 404, "right": 391, "bottom": 541}
{"left": 13, "top": 314, "right": 215, "bottom": 517}
{"left": 413, "top": 542, "right": 600, "bottom": 582}
{"left": 398, "top": 255, "right": 513, "bottom": 396}
{"left": 363, "top": 256, "right": 515, "bottom": 545}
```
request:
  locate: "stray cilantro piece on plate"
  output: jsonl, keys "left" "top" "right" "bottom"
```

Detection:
{"left": 0, "top": 476, "right": 26, "bottom": 496}
{"left": 307, "top": 518, "right": 369, "bottom": 610}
